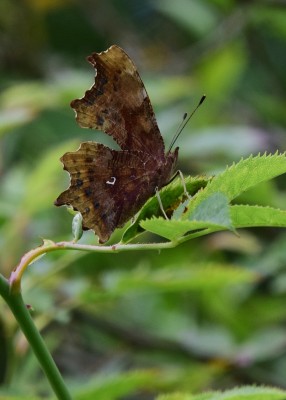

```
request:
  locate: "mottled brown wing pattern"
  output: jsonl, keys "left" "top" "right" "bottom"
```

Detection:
{"left": 55, "top": 45, "right": 179, "bottom": 243}
{"left": 55, "top": 142, "right": 170, "bottom": 243}
{"left": 70, "top": 45, "right": 165, "bottom": 157}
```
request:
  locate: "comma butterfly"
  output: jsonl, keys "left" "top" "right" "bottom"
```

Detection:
{"left": 55, "top": 45, "right": 179, "bottom": 243}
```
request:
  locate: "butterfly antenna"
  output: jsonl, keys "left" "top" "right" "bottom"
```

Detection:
{"left": 168, "top": 95, "right": 206, "bottom": 153}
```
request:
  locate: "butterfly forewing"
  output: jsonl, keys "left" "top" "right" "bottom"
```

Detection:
{"left": 71, "top": 45, "right": 165, "bottom": 158}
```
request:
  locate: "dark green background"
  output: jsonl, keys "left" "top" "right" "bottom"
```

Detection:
{"left": 1, "top": 1, "right": 286, "bottom": 398}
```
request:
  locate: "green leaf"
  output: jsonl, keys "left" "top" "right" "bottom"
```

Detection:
{"left": 140, "top": 217, "right": 211, "bottom": 241}
{"left": 156, "top": 385, "right": 286, "bottom": 400}
{"left": 122, "top": 176, "right": 210, "bottom": 243}
{"left": 185, "top": 153, "right": 286, "bottom": 219}
{"left": 141, "top": 154, "right": 286, "bottom": 241}
{"left": 189, "top": 192, "right": 233, "bottom": 230}
{"left": 231, "top": 204, "right": 286, "bottom": 228}
{"left": 141, "top": 192, "right": 233, "bottom": 241}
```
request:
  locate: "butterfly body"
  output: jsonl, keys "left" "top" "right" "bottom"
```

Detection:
{"left": 55, "top": 45, "right": 179, "bottom": 243}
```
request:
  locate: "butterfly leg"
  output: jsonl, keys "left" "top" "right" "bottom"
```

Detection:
{"left": 169, "top": 170, "right": 191, "bottom": 200}
{"left": 155, "top": 187, "right": 169, "bottom": 220}
{"left": 177, "top": 170, "right": 191, "bottom": 200}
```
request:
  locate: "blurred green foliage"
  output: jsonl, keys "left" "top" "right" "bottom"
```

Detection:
{"left": 1, "top": 0, "right": 286, "bottom": 398}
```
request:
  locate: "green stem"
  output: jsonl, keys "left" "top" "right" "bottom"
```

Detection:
{"left": 0, "top": 274, "right": 72, "bottom": 400}
{"left": 10, "top": 229, "right": 216, "bottom": 293}
{"left": 2, "top": 229, "right": 216, "bottom": 398}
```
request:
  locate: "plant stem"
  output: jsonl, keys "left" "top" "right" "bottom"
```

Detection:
{"left": 10, "top": 229, "right": 214, "bottom": 293}
{"left": 0, "top": 274, "right": 72, "bottom": 400}
{"left": 2, "top": 229, "right": 215, "bottom": 398}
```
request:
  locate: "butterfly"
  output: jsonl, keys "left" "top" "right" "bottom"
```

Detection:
{"left": 55, "top": 45, "right": 179, "bottom": 243}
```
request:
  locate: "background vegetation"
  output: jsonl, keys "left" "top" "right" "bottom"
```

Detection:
{"left": 1, "top": 0, "right": 286, "bottom": 398}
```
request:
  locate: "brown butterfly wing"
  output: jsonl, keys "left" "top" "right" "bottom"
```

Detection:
{"left": 55, "top": 142, "right": 173, "bottom": 243}
{"left": 56, "top": 46, "right": 179, "bottom": 242}
{"left": 70, "top": 45, "right": 165, "bottom": 157}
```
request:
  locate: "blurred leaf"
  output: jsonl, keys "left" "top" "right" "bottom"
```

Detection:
{"left": 154, "top": 0, "right": 218, "bottom": 35}
{"left": 1, "top": 82, "right": 58, "bottom": 111}
{"left": 0, "top": 108, "right": 35, "bottom": 138}
{"left": 196, "top": 43, "right": 246, "bottom": 98}
{"left": 148, "top": 76, "right": 195, "bottom": 107}
{"left": 205, "top": 231, "right": 262, "bottom": 255}
{"left": 236, "top": 328, "right": 286, "bottom": 364}
{"left": 0, "top": 396, "right": 40, "bottom": 400}
{"left": 250, "top": 6, "right": 286, "bottom": 38}
{"left": 0, "top": 73, "right": 90, "bottom": 138}
{"left": 101, "top": 263, "right": 256, "bottom": 296}
{"left": 156, "top": 386, "right": 286, "bottom": 400}
{"left": 23, "top": 139, "right": 79, "bottom": 215}
{"left": 26, "top": 0, "right": 70, "bottom": 13}
{"left": 73, "top": 370, "right": 159, "bottom": 400}
{"left": 179, "top": 126, "right": 269, "bottom": 161}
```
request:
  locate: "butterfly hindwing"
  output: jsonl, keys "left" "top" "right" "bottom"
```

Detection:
{"left": 55, "top": 142, "right": 168, "bottom": 243}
